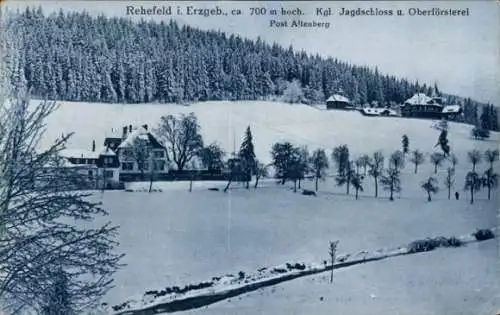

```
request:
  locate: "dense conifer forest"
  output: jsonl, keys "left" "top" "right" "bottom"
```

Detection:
{"left": 2, "top": 7, "right": 498, "bottom": 131}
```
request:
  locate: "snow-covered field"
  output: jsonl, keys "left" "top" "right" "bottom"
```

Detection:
{"left": 38, "top": 100, "right": 498, "bottom": 312}
{"left": 185, "top": 239, "right": 499, "bottom": 315}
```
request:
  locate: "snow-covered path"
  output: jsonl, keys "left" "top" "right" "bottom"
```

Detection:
{"left": 185, "top": 239, "right": 499, "bottom": 315}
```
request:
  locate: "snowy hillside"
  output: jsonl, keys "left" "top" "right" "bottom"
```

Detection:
{"left": 40, "top": 100, "right": 497, "bottom": 165}
{"left": 37, "top": 100, "right": 498, "bottom": 313}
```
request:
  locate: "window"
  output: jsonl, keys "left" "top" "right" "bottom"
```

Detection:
{"left": 154, "top": 160, "right": 165, "bottom": 171}
{"left": 104, "top": 170, "right": 114, "bottom": 178}
{"left": 105, "top": 157, "right": 113, "bottom": 165}
{"left": 122, "top": 149, "right": 132, "bottom": 157}
{"left": 121, "top": 162, "right": 133, "bottom": 171}
{"left": 140, "top": 162, "right": 149, "bottom": 170}
{"left": 153, "top": 150, "right": 165, "bottom": 158}
{"left": 88, "top": 170, "right": 93, "bottom": 177}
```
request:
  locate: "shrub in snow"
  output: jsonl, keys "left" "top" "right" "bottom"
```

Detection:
{"left": 408, "top": 236, "right": 464, "bottom": 253}
{"left": 471, "top": 126, "right": 490, "bottom": 140}
{"left": 407, "top": 239, "right": 438, "bottom": 253}
{"left": 112, "top": 301, "right": 130, "bottom": 312}
{"left": 473, "top": 229, "right": 495, "bottom": 241}
{"left": 208, "top": 187, "right": 220, "bottom": 191}
{"left": 433, "top": 236, "right": 463, "bottom": 248}
{"left": 444, "top": 236, "right": 463, "bottom": 247}
{"left": 272, "top": 267, "right": 288, "bottom": 274}
{"left": 285, "top": 262, "right": 306, "bottom": 271}
{"left": 302, "top": 189, "right": 316, "bottom": 196}
{"left": 238, "top": 271, "right": 245, "bottom": 280}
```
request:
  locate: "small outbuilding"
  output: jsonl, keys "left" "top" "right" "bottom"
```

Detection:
{"left": 326, "top": 94, "right": 352, "bottom": 110}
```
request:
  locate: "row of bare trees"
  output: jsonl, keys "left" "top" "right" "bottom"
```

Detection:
{"left": 268, "top": 138, "right": 498, "bottom": 204}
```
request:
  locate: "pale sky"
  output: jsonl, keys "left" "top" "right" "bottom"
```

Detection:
{"left": 5, "top": 1, "right": 500, "bottom": 104}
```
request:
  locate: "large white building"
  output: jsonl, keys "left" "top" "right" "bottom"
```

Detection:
{"left": 114, "top": 125, "right": 169, "bottom": 182}
{"left": 55, "top": 124, "right": 169, "bottom": 189}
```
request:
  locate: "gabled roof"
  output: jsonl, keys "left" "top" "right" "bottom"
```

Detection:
{"left": 117, "top": 126, "right": 164, "bottom": 149}
{"left": 327, "top": 94, "right": 350, "bottom": 103}
{"left": 404, "top": 93, "right": 433, "bottom": 105}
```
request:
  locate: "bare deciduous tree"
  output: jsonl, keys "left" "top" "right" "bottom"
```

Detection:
{"left": 0, "top": 93, "right": 123, "bottom": 313}
{"left": 467, "top": 149, "right": 482, "bottom": 172}
{"left": 421, "top": 176, "right": 439, "bottom": 202}
{"left": 224, "top": 157, "right": 244, "bottom": 193}
{"left": 329, "top": 240, "right": 339, "bottom": 283}
{"left": 430, "top": 152, "right": 445, "bottom": 174}
{"left": 484, "top": 149, "right": 499, "bottom": 170}
{"left": 155, "top": 113, "right": 203, "bottom": 171}
{"left": 368, "top": 151, "right": 384, "bottom": 198}
{"left": 357, "top": 154, "right": 371, "bottom": 176}
{"left": 449, "top": 153, "right": 458, "bottom": 171}
{"left": 409, "top": 149, "right": 425, "bottom": 174}
{"left": 351, "top": 173, "right": 364, "bottom": 200}
{"left": 464, "top": 171, "right": 481, "bottom": 204}
{"left": 380, "top": 168, "right": 401, "bottom": 201}
{"left": 445, "top": 167, "right": 455, "bottom": 200}
{"left": 310, "top": 149, "right": 329, "bottom": 192}
{"left": 389, "top": 150, "right": 405, "bottom": 170}
{"left": 254, "top": 161, "right": 270, "bottom": 189}
{"left": 483, "top": 168, "right": 498, "bottom": 200}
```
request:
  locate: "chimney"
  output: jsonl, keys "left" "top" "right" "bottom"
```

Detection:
{"left": 92, "top": 140, "right": 96, "bottom": 152}
{"left": 142, "top": 124, "right": 148, "bottom": 131}
{"left": 122, "top": 126, "right": 128, "bottom": 139}
{"left": 129, "top": 125, "right": 132, "bottom": 133}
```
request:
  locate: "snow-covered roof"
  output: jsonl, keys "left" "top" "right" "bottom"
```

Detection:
{"left": 404, "top": 93, "right": 434, "bottom": 105}
{"left": 44, "top": 157, "right": 76, "bottom": 168}
{"left": 118, "top": 126, "right": 155, "bottom": 149}
{"left": 60, "top": 149, "right": 99, "bottom": 159}
{"left": 98, "top": 146, "right": 116, "bottom": 156}
{"left": 327, "top": 94, "right": 350, "bottom": 103}
{"left": 442, "top": 105, "right": 461, "bottom": 113}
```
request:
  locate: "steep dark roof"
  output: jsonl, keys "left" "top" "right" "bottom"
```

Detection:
{"left": 104, "top": 137, "right": 123, "bottom": 150}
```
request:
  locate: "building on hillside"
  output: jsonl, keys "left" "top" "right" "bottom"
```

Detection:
{"left": 58, "top": 146, "right": 121, "bottom": 189}
{"left": 441, "top": 105, "right": 463, "bottom": 120}
{"left": 116, "top": 124, "right": 169, "bottom": 182}
{"left": 400, "top": 93, "right": 462, "bottom": 119}
{"left": 326, "top": 94, "right": 352, "bottom": 110}
{"left": 52, "top": 123, "right": 235, "bottom": 188}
